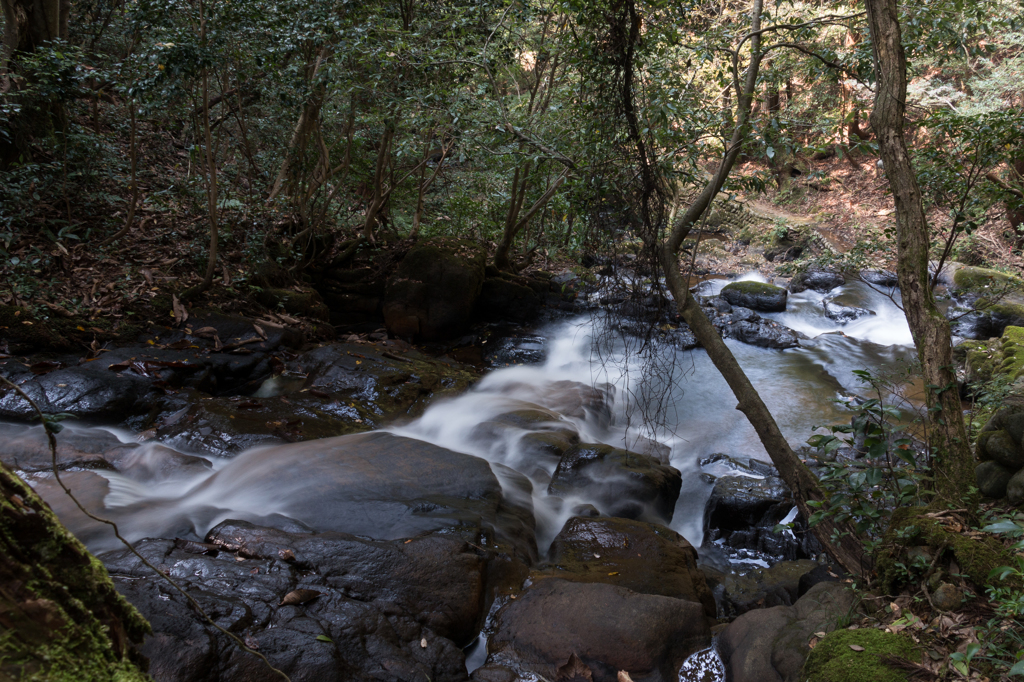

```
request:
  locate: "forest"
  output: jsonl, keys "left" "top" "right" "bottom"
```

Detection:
{"left": 1, "top": 0, "right": 1024, "bottom": 680}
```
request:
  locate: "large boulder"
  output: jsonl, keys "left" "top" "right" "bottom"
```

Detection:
{"left": 717, "top": 582, "right": 860, "bottom": 682}
{"left": 548, "top": 443, "right": 681, "bottom": 523}
{"left": 32, "top": 432, "right": 538, "bottom": 562}
{"left": 476, "top": 579, "right": 711, "bottom": 682}
{"left": 384, "top": 237, "right": 487, "bottom": 340}
{"left": 721, "top": 281, "right": 787, "bottom": 312}
{"left": 976, "top": 460, "right": 1014, "bottom": 499}
{"left": 540, "top": 516, "right": 716, "bottom": 616}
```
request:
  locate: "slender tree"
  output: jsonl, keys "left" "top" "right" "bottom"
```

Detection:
{"left": 863, "top": 0, "right": 974, "bottom": 503}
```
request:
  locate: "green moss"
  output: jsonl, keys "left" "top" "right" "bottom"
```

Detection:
{"left": 1, "top": 464, "right": 151, "bottom": 681}
{"left": 953, "top": 266, "right": 1024, "bottom": 294}
{"left": 1000, "top": 327, "right": 1024, "bottom": 379}
{"left": 801, "top": 629, "right": 918, "bottom": 682}
{"left": 722, "top": 281, "right": 785, "bottom": 296}
{"left": 876, "top": 508, "right": 1020, "bottom": 593}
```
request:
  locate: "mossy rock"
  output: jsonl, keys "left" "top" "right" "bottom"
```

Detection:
{"left": 0, "top": 462, "right": 151, "bottom": 681}
{"left": 1000, "top": 327, "right": 1024, "bottom": 379}
{"left": 801, "top": 629, "right": 918, "bottom": 682}
{"left": 721, "top": 281, "right": 788, "bottom": 313}
{"left": 952, "top": 266, "right": 1024, "bottom": 295}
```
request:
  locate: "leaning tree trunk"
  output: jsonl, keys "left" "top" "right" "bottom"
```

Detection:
{"left": 651, "top": 0, "right": 869, "bottom": 575}
{"left": 0, "top": 462, "right": 151, "bottom": 680}
{"left": 865, "top": 0, "right": 974, "bottom": 503}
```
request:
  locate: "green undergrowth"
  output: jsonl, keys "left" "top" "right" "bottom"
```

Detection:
{"left": 876, "top": 508, "right": 1021, "bottom": 594}
{"left": 801, "top": 628, "right": 918, "bottom": 682}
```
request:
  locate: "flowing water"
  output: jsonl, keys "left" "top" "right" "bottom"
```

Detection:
{"left": 4, "top": 272, "right": 919, "bottom": 557}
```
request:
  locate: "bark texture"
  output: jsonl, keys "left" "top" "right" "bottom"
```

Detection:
{"left": 0, "top": 461, "right": 151, "bottom": 681}
{"left": 865, "top": 0, "right": 974, "bottom": 502}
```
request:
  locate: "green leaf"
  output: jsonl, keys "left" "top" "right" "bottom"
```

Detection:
{"left": 983, "top": 520, "right": 1024, "bottom": 535}
{"left": 1008, "top": 659, "right": 1024, "bottom": 676}
{"left": 316, "top": 635, "right": 333, "bottom": 643}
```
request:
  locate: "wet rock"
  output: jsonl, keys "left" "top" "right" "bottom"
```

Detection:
{"left": 383, "top": 237, "right": 487, "bottom": 341}
{"left": 548, "top": 443, "right": 682, "bottom": 524}
{"left": 0, "top": 359, "right": 156, "bottom": 421}
{"left": 976, "top": 460, "right": 1014, "bottom": 499}
{"left": 717, "top": 582, "right": 860, "bottom": 682}
{"left": 0, "top": 423, "right": 210, "bottom": 481}
{"left": 103, "top": 522, "right": 513, "bottom": 682}
{"left": 152, "top": 390, "right": 369, "bottom": 456}
{"left": 153, "top": 343, "right": 479, "bottom": 455}
{"left": 789, "top": 271, "right": 844, "bottom": 294}
{"left": 475, "top": 278, "right": 540, "bottom": 324}
{"left": 720, "top": 282, "right": 787, "bottom": 313}
{"left": 822, "top": 299, "right": 873, "bottom": 324}
{"left": 702, "top": 302, "right": 803, "bottom": 349}
{"left": 190, "top": 432, "right": 538, "bottom": 561}
{"left": 726, "top": 318, "right": 803, "bottom": 349}
{"left": 482, "top": 333, "right": 547, "bottom": 366}
{"left": 701, "top": 456, "right": 819, "bottom": 563}
{"left": 541, "top": 516, "right": 716, "bottom": 616}
{"left": 482, "top": 579, "right": 711, "bottom": 682}
{"left": 35, "top": 432, "right": 538, "bottom": 562}
{"left": 861, "top": 270, "right": 899, "bottom": 287}
{"left": 700, "top": 560, "right": 819, "bottom": 619}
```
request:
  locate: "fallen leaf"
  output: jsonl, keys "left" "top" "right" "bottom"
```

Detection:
{"left": 608, "top": 571, "right": 620, "bottom": 576}
{"left": 315, "top": 635, "right": 332, "bottom": 643}
{"left": 278, "top": 549, "right": 295, "bottom": 561}
{"left": 617, "top": 672, "right": 634, "bottom": 682}
{"left": 420, "top": 638, "right": 427, "bottom": 648}
{"left": 849, "top": 645, "right": 865, "bottom": 652}
{"left": 814, "top": 632, "right": 827, "bottom": 638}
{"left": 279, "top": 589, "right": 322, "bottom": 606}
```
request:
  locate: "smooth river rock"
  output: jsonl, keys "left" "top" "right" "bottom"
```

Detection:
{"left": 475, "top": 579, "right": 711, "bottom": 682}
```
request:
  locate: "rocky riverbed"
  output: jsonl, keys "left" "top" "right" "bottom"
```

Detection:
{"left": 3, "top": 246, "right": 1019, "bottom": 681}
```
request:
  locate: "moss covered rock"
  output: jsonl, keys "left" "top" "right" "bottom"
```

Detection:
{"left": 952, "top": 266, "right": 1024, "bottom": 294}
{"left": 0, "top": 462, "right": 151, "bottom": 681}
{"left": 720, "top": 281, "right": 788, "bottom": 313}
{"left": 801, "top": 629, "right": 917, "bottom": 682}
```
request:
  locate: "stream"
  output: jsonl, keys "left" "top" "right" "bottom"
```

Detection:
{"left": 7, "top": 272, "right": 917, "bottom": 553}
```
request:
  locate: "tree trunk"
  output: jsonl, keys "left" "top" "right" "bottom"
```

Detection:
{"left": 1, "top": 0, "right": 69, "bottom": 66}
{"left": 0, "top": 462, "right": 151, "bottom": 679}
{"left": 1, "top": 0, "right": 71, "bottom": 165}
{"left": 865, "top": 0, "right": 974, "bottom": 503}
{"left": 654, "top": 0, "right": 869, "bottom": 575}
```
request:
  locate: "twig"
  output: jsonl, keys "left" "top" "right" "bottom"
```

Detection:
{"left": 0, "top": 375, "right": 291, "bottom": 682}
